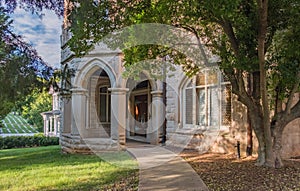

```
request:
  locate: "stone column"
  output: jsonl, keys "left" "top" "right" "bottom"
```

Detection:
{"left": 149, "top": 90, "right": 165, "bottom": 144}
{"left": 109, "top": 88, "right": 128, "bottom": 149}
{"left": 49, "top": 116, "right": 53, "bottom": 136}
{"left": 71, "top": 88, "right": 88, "bottom": 136}
{"left": 53, "top": 116, "right": 57, "bottom": 136}
{"left": 89, "top": 76, "right": 99, "bottom": 129}
{"left": 42, "top": 114, "right": 47, "bottom": 136}
{"left": 61, "top": 97, "right": 72, "bottom": 134}
{"left": 57, "top": 115, "right": 61, "bottom": 136}
{"left": 45, "top": 115, "right": 50, "bottom": 137}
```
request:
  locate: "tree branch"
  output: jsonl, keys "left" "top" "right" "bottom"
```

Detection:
{"left": 224, "top": 67, "right": 255, "bottom": 112}
{"left": 285, "top": 71, "right": 300, "bottom": 115}
{"left": 218, "top": 20, "right": 239, "bottom": 57}
{"left": 274, "top": 97, "right": 300, "bottom": 133}
{"left": 174, "top": 24, "right": 210, "bottom": 66}
{"left": 289, "top": 99, "right": 300, "bottom": 120}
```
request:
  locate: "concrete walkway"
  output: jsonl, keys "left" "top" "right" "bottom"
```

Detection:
{"left": 127, "top": 142, "right": 208, "bottom": 191}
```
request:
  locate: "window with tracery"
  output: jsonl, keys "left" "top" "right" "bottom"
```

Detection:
{"left": 99, "top": 86, "right": 111, "bottom": 122}
{"left": 183, "top": 69, "right": 231, "bottom": 127}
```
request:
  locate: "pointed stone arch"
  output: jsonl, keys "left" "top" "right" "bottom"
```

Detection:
{"left": 74, "top": 58, "right": 117, "bottom": 89}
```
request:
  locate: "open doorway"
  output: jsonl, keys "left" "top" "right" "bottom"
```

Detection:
{"left": 127, "top": 80, "right": 151, "bottom": 142}
{"left": 134, "top": 94, "right": 148, "bottom": 137}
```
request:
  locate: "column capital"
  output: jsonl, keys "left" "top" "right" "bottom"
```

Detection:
{"left": 151, "top": 90, "right": 163, "bottom": 97}
{"left": 70, "top": 87, "right": 88, "bottom": 95}
{"left": 108, "top": 88, "right": 129, "bottom": 95}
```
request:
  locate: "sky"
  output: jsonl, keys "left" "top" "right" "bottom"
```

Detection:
{"left": 11, "top": 8, "right": 62, "bottom": 69}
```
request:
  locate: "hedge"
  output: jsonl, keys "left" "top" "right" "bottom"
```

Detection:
{"left": 0, "top": 134, "right": 59, "bottom": 150}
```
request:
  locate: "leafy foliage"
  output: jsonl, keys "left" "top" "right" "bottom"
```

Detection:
{"left": 0, "top": 134, "right": 59, "bottom": 149}
{"left": 0, "top": 0, "right": 63, "bottom": 17}
{"left": 16, "top": 88, "right": 52, "bottom": 131}
{"left": 0, "top": 38, "right": 44, "bottom": 120}
{"left": 267, "top": 4, "right": 300, "bottom": 104}
{"left": 68, "top": 0, "right": 299, "bottom": 90}
{"left": 0, "top": 0, "right": 62, "bottom": 119}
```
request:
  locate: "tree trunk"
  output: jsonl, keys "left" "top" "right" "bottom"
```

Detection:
{"left": 257, "top": 0, "right": 275, "bottom": 167}
{"left": 246, "top": 74, "right": 253, "bottom": 156}
{"left": 246, "top": 117, "right": 253, "bottom": 156}
{"left": 272, "top": 127, "right": 284, "bottom": 168}
{"left": 271, "top": 97, "right": 300, "bottom": 168}
{"left": 247, "top": 105, "right": 266, "bottom": 165}
{"left": 256, "top": 131, "right": 267, "bottom": 166}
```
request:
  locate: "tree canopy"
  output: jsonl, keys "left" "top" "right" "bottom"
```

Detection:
{"left": 0, "top": 0, "right": 63, "bottom": 119}
{"left": 17, "top": 87, "right": 52, "bottom": 131}
{"left": 0, "top": 0, "right": 63, "bottom": 16}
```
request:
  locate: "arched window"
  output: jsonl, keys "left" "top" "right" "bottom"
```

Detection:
{"left": 99, "top": 86, "right": 111, "bottom": 122}
{"left": 183, "top": 69, "right": 231, "bottom": 128}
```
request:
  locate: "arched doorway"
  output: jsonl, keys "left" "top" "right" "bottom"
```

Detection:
{"left": 126, "top": 77, "right": 152, "bottom": 143}
{"left": 84, "top": 68, "right": 112, "bottom": 138}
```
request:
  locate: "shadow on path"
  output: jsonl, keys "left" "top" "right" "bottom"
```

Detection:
{"left": 127, "top": 142, "right": 208, "bottom": 191}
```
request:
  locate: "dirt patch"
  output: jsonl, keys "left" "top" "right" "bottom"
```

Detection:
{"left": 181, "top": 152, "right": 300, "bottom": 191}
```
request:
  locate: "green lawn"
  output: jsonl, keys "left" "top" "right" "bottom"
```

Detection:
{"left": 0, "top": 146, "right": 138, "bottom": 191}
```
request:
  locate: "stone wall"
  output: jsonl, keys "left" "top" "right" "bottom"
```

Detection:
{"left": 165, "top": 66, "right": 259, "bottom": 156}
{"left": 282, "top": 119, "right": 300, "bottom": 158}
{"left": 210, "top": 94, "right": 258, "bottom": 156}
{"left": 281, "top": 93, "right": 300, "bottom": 158}
{"left": 165, "top": 65, "right": 185, "bottom": 132}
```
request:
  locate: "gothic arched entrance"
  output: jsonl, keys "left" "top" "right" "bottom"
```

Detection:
{"left": 125, "top": 72, "right": 164, "bottom": 144}
{"left": 127, "top": 79, "right": 152, "bottom": 142}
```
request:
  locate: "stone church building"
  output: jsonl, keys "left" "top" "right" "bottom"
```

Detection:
{"left": 55, "top": 26, "right": 300, "bottom": 159}
{"left": 51, "top": 1, "right": 299, "bottom": 158}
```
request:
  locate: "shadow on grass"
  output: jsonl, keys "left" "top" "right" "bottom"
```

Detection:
{"left": 0, "top": 146, "right": 137, "bottom": 168}
{"left": 0, "top": 146, "right": 139, "bottom": 191}
{"left": 0, "top": 146, "right": 99, "bottom": 170}
{"left": 34, "top": 170, "right": 138, "bottom": 191}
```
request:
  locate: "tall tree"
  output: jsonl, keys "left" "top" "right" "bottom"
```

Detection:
{"left": 68, "top": 0, "right": 300, "bottom": 167}
{"left": 0, "top": 1, "right": 63, "bottom": 119}
{"left": 18, "top": 88, "right": 52, "bottom": 132}
{"left": 267, "top": 9, "right": 300, "bottom": 167}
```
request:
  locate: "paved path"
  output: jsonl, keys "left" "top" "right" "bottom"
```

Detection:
{"left": 127, "top": 142, "right": 208, "bottom": 191}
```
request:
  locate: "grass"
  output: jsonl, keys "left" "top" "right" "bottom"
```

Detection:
{"left": 0, "top": 146, "right": 138, "bottom": 191}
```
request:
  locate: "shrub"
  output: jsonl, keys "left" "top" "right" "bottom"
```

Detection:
{"left": 0, "top": 134, "right": 59, "bottom": 150}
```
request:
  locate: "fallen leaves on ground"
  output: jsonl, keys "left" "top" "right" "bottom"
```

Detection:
{"left": 100, "top": 171, "right": 139, "bottom": 191}
{"left": 181, "top": 152, "right": 300, "bottom": 191}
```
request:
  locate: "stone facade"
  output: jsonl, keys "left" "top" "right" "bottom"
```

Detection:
{"left": 59, "top": 29, "right": 165, "bottom": 153}
{"left": 58, "top": 28, "right": 299, "bottom": 158}
{"left": 164, "top": 65, "right": 257, "bottom": 155}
